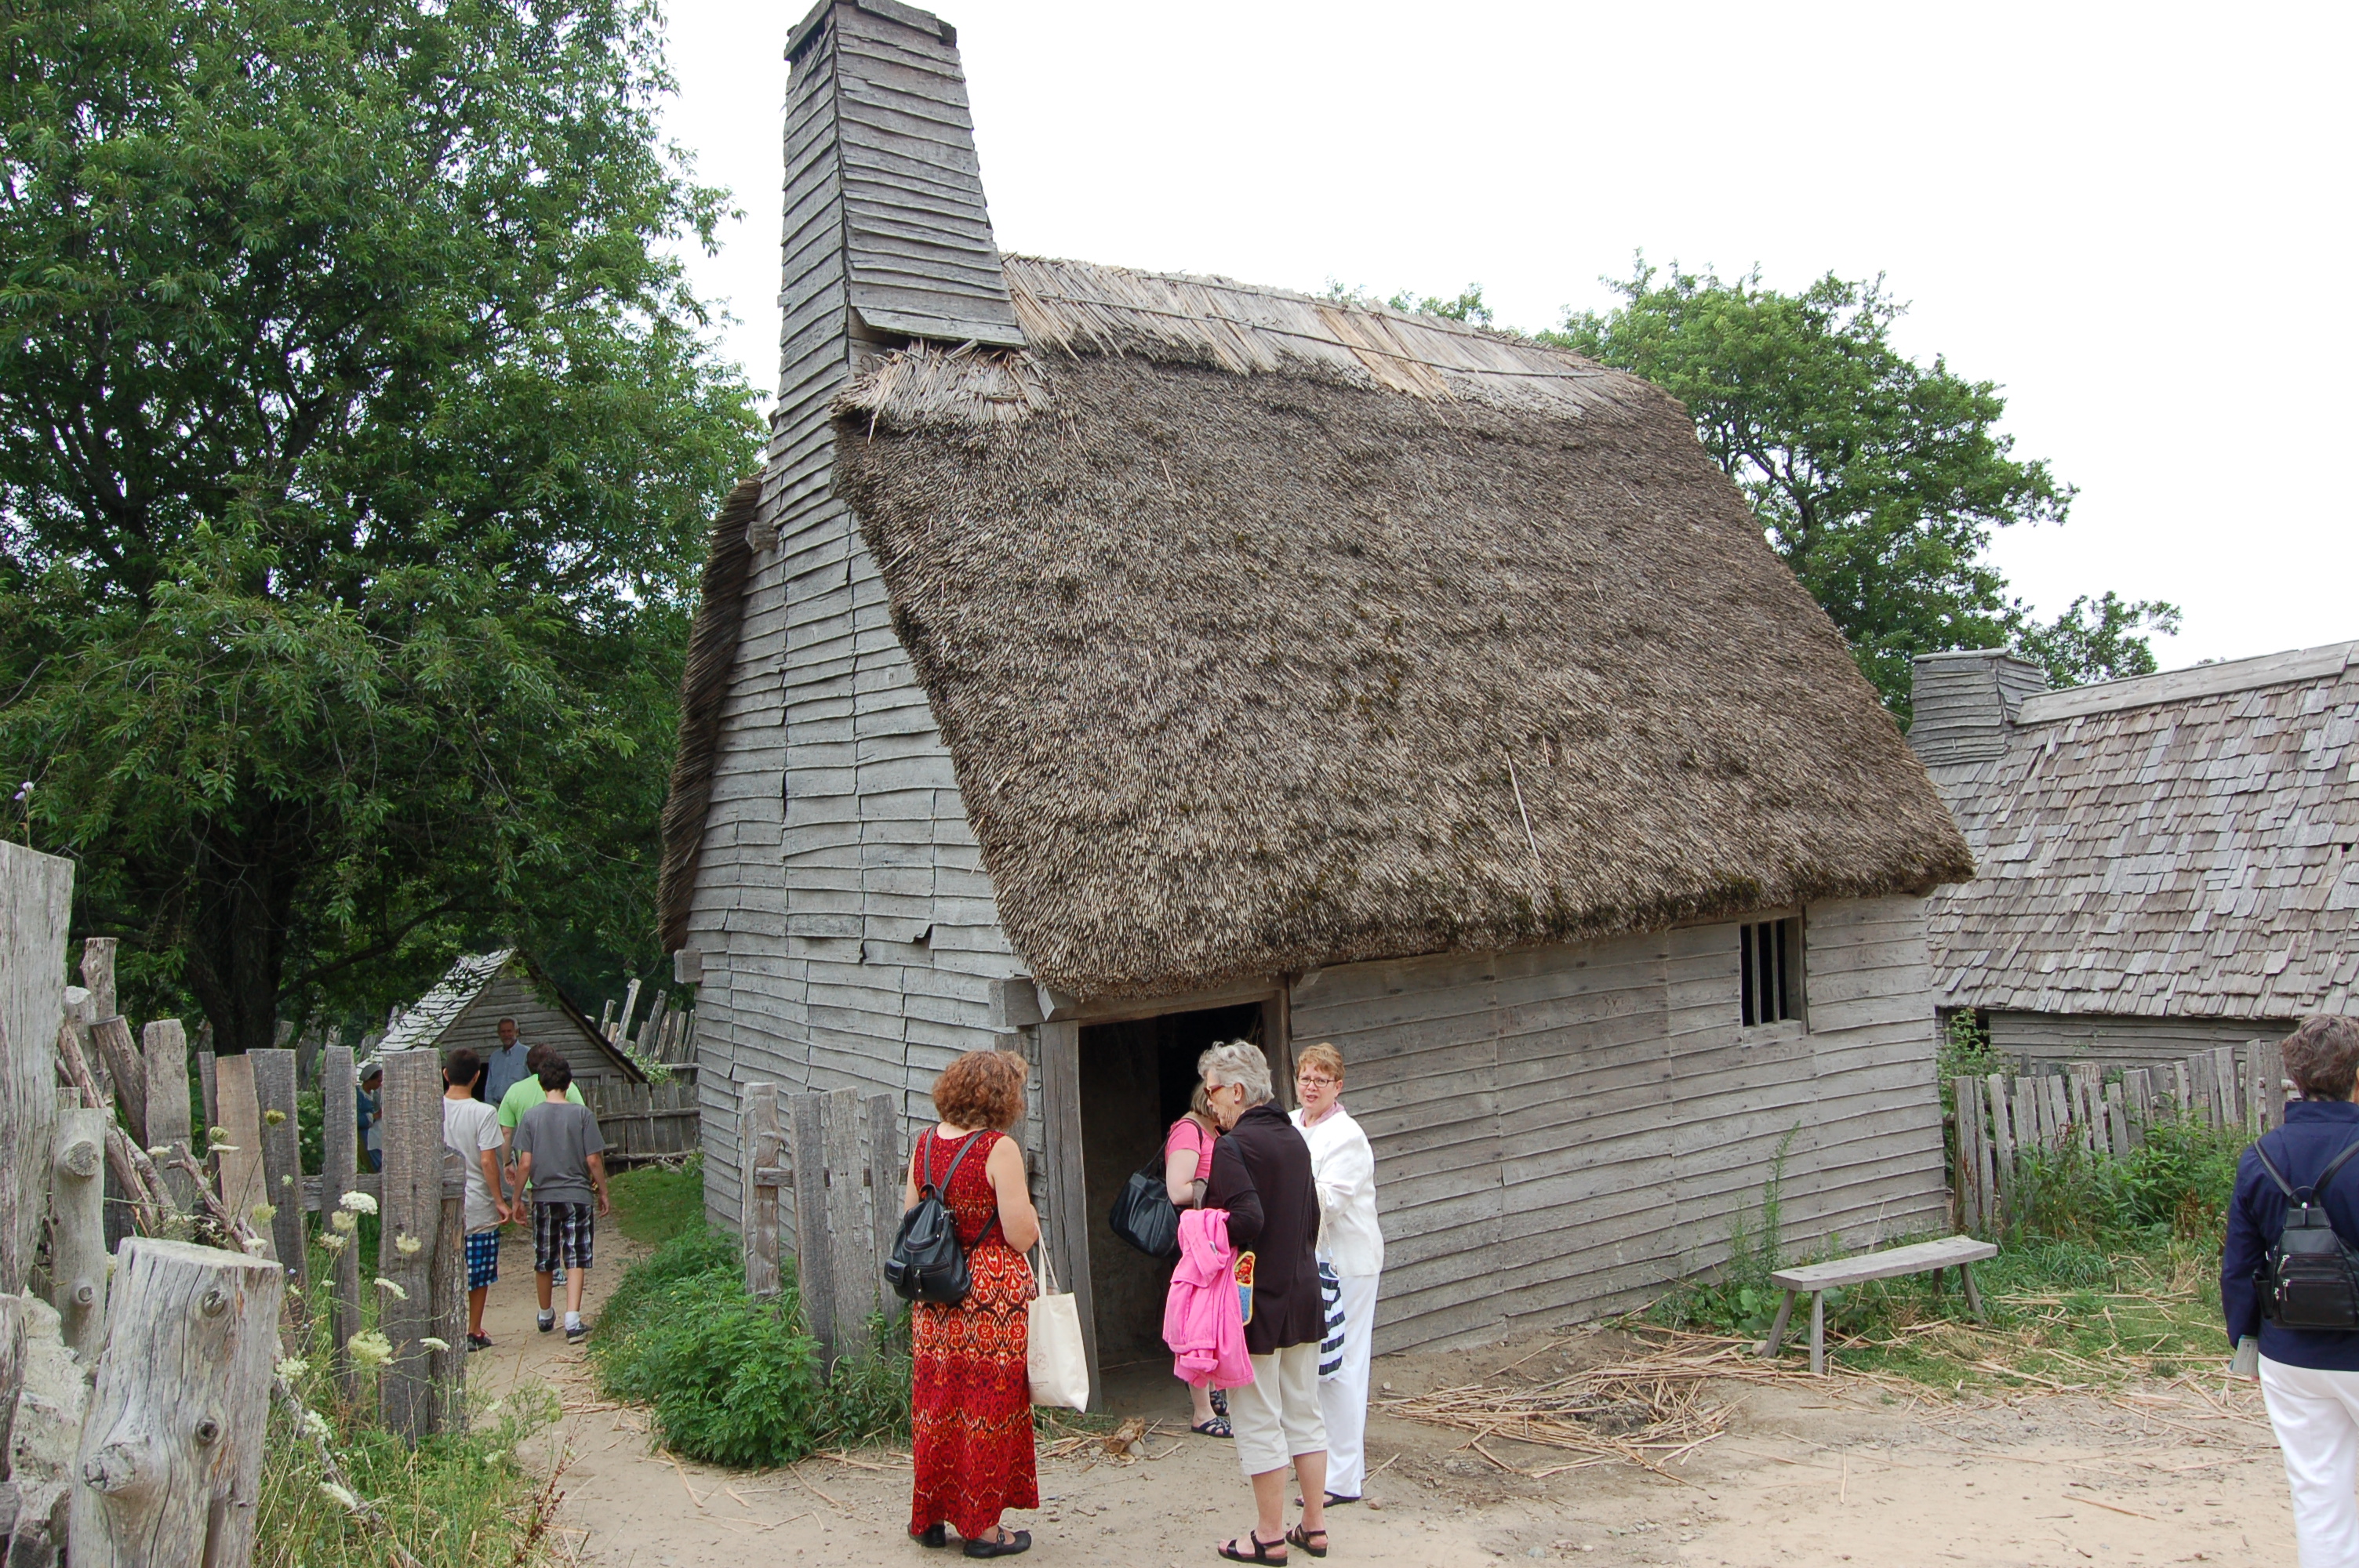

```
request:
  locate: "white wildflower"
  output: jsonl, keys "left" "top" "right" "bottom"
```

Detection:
{"left": 392, "top": 1232, "right": 423, "bottom": 1257}
{"left": 345, "top": 1329, "right": 393, "bottom": 1369}
{"left": 250, "top": 1203, "right": 277, "bottom": 1225}
{"left": 302, "top": 1407, "right": 332, "bottom": 1442}
{"left": 264, "top": 1108, "right": 287, "bottom": 1127}
{"left": 319, "top": 1232, "right": 348, "bottom": 1254}
{"left": 147, "top": 1145, "right": 170, "bottom": 1157}
{"left": 211, "top": 1145, "right": 241, "bottom": 1154}
{"left": 328, "top": 1210, "right": 358, "bottom": 1235}
{"left": 275, "top": 1356, "right": 309, "bottom": 1382}
{"left": 420, "top": 1337, "right": 449, "bottom": 1352}
{"left": 208, "top": 1126, "right": 229, "bottom": 1142}
{"left": 374, "top": 1276, "right": 407, "bottom": 1301}
{"left": 318, "top": 1480, "right": 360, "bottom": 1512}
{"left": 281, "top": 1173, "right": 293, "bottom": 1188}
{"left": 242, "top": 1236, "right": 269, "bottom": 1255}
{"left": 339, "top": 1191, "right": 377, "bottom": 1215}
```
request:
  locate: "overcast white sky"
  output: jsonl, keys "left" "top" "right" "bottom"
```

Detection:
{"left": 655, "top": 0, "right": 2356, "bottom": 670}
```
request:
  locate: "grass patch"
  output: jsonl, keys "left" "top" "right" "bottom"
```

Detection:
{"left": 608, "top": 1153, "right": 705, "bottom": 1247}
{"left": 591, "top": 1226, "right": 913, "bottom": 1466}
{"left": 1648, "top": 1110, "right": 2245, "bottom": 1391}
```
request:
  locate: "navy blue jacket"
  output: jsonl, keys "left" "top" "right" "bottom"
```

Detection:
{"left": 2222, "top": 1100, "right": 2359, "bottom": 1369}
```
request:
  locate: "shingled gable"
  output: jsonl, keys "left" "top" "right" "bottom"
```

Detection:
{"left": 1917, "top": 641, "right": 2359, "bottom": 1025}
{"left": 829, "top": 260, "right": 1973, "bottom": 998}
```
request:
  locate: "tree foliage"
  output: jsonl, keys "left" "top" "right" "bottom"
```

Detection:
{"left": 0, "top": 0, "right": 761, "bottom": 1047}
{"left": 1550, "top": 260, "right": 2176, "bottom": 715}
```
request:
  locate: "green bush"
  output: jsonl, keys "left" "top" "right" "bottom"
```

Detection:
{"left": 592, "top": 1227, "right": 912, "bottom": 1467}
{"left": 2005, "top": 1112, "right": 2245, "bottom": 1249}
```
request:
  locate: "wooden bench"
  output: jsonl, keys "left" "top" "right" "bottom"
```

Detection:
{"left": 1756, "top": 1235, "right": 1998, "bottom": 1374}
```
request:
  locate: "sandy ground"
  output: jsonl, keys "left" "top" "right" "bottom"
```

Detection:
{"left": 468, "top": 1232, "right": 2299, "bottom": 1567}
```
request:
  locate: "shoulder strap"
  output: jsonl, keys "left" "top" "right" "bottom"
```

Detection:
{"left": 2255, "top": 1137, "right": 2299, "bottom": 1199}
{"left": 2255, "top": 1132, "right": 2359, "bottom": 1203}
{"left": 2320, "top": 1137, "right": 2359, "bottom": 1195}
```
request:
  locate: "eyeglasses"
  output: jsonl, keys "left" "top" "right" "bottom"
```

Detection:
{"left": 1296, "top": 1074, "right": 1338, "bottom": 1087}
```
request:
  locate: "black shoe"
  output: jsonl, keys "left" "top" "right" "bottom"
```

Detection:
{"left": 912, "top": 1524, "right": 949, "bottom": 1548}
{"left": 537, "top": 1312, "right": 555, "bottom": 1334}
{"left": 467, "top": 1333, "right": 493, "bottom": 1352}
{"left": 565, "top": 1322, "right": 588, "bottom": 1342}
{"left": 964, "top": 1529, "right": 1030, "bottom": 1558}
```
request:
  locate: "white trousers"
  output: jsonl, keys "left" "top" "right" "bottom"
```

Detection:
{"left": 1230, "top": 1342, "right": 1326, "bottom": 1478}
{"left": 2262, "top": 1355, "right": 2359, "bottom": 1566}
{"left": 1320, "top": 1272, "right": 1379, "bottom": 1496}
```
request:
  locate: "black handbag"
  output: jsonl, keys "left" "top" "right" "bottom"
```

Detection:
{"left": 886, "top": 1131, "right": 998, "bottom": 1304}
{"left": 1108, "top": 1152, "right": 1183, "bottom": 1259}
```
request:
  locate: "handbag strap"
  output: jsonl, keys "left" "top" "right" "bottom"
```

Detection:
{"left": 1032, "top": 1243, "right": 1060, "bottom": 1295}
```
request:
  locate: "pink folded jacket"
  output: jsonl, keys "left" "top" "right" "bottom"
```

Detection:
{"left": 1165, "top": 1207, "right": 1254, "bottom": 1389}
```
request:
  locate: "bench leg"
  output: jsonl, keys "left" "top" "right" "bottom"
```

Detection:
{"left": 1961, "top": 1261, "right": 1987, "bottom": 1323}
{"left": 1808, "top": 1290, "right": 1826, "bottom": 1376}
{"left": 1757, "top": 1288, "right": 1797, "bottom": 1359}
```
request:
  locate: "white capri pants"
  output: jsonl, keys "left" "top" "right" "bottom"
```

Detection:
{"left": 1321, "top": 1272, "right": 1379, "bottom": 1495}
{"left": 2262, "top": 1355, "right": 2359, "bottom": 1566}
{"left": 1229, "top": 1341, "right": 1327, "bottom": 1477}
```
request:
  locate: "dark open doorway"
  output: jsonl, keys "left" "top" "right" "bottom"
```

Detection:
{"left": 1078, "top": 1002, "right": 1267, "bottom": 1369}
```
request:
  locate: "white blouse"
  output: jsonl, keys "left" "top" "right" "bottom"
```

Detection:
{"left": 1289, "top": 1103, "right": 1384, "bottom": 1276}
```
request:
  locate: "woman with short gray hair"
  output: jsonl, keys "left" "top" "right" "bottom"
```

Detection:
{"left": 1199, "top": 1040, "right": 1329, "bottom": 1563}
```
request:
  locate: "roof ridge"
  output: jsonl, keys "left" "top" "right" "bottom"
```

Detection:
{"left": 2016, "top": 639, "right": 2359, "bottom": 726}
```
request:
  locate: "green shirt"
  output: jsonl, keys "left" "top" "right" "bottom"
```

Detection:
{"left": 497, "top": 1077, "right": 583, "bottom": 1131}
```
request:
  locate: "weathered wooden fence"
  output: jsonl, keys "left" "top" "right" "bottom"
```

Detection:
{"left": 2, "top": 843, "right": 470, "bottom": 1568}
{"left": 1950, "top": 1040, "right": 2284, "bottom": 1231}
{"left": 736, "top": 1082, "right": 905, "bottom": 1366}
{"left": 589, "top": 1073, "right": 701, "bottom": 1163}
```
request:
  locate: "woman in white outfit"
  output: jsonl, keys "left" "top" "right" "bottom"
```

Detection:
{"left": 1289, "top": 1042, "right": 1383, "bottom": 1505}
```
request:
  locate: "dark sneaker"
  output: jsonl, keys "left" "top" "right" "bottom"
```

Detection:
{"left": 565, "top": 1322, "right": 589, "bottom": 1342}
{"left": 467, "top": 1333, "right": 493, "bottom": 1352}
{"left": 536, "top": 1312, "right": 555, "bottom": 1334}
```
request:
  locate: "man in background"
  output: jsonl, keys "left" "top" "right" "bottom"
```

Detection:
{"left": 442, "top": 1047, "right": 511, "bottom": 1350}
{"left": 482, "top": 1015, "right": 531, "bottom": 1105}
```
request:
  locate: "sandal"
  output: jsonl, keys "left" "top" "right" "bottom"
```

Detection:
{"left": 964, "top": 1528, "right": 1030, "bottom": 1559}
{"left": 1191, "top": 1416, "right": 1234, "bottom": 1438}
{"left": 1216, "top": 1533, "right": 1287, "bottom": 1564}
{"left": 1285, "top": 1525, "right": 1328, "bottom": 1559}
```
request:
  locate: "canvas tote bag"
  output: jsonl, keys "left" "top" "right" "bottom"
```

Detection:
{"left": 1027, "top": 1246, "right": 1089, "bottom": 1410}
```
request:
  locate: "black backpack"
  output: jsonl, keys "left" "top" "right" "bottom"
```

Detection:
{"left": 1108, "top": 1152, "right": 1183, "bottom": 1259}
{"left": 2254, "top": 1134, "right": 2359, "bottom": 1330}
{"left": 885, "top": 1131, "right": 998, "bottom": 1305}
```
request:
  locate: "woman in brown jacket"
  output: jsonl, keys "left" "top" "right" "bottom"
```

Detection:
{"left": 1199, "top": 1040, "right": 1329, "bottom": 1563}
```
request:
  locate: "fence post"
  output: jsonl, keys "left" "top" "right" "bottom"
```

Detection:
{"left": 2186, "top": 1052, "right": 2216, "bottom": 1127}
{"left": 2103, "top": 1081, "right": 2132, "bottom": 1157}
{"left": 68, "top": 1236, "right": 282, "bottom": 1568}
{"left": 213, "top": 1055, "right": 269, "bottom": 1255}
{"left": 867, "top": 1094, "right": 904, "bottom": 1326}
{"left": 1982, "top": 1072, "right": 2016, "bottom": 1201}
{"left": 377, "top": 1050, "right": 442, "bottom": 1443}
{"left": 143, "top": 1020, "right": 197, "bottom": 1214}
{"left": 739, "top": 1083, "right": 781, "bottom": 1299}
{"left": 89, "top": 1016, "right": 148, "bottom": 1153}
{"left": 2248, "top": 1039, "right": 2279, "bottom": 1133}
{"left": 251, "top": 1049, "right": 307, "bottom": 1290}
{"left": 50, "top": 1108, "right": 111, "bottom": 1358}
{"left": 789, "top": 1091, "right": 837, "bottom": 1359}
{"left": 430, "top": 1148, "right": 467, "bottom": 1432}
{"left": 1950, "top": 1076, "right": 1984, "bottom": 1232}
{"left": 319, "top": 1044, "right": 362, "bottom": 1410}
{"left": 2012, "top": 1076, "right": 2041, "bottom": 1157}
{"left": 2122, "top": 1068, "right": 2154, "bottom": 1142}
{"left": 198, "top": 1043, "right": 218, "bottom": 1142}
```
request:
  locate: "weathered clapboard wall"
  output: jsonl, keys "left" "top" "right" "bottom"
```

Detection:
{"left": 1292, "top": 896, "right": 1946, "bottom": 1355}
{"left": 684, "top": 0, "right": 1030, "bottom": 1232}
{"left": 1986, "top": 1010, "right": 2300, "bottom": 1073}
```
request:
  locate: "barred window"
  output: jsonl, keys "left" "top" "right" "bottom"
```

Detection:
{"left": 1740, "top": 917, "right": 1804, "bottom": 1028}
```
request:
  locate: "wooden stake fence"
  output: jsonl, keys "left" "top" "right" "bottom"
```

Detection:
{"left": 1952, "top": 1039, "right": 2286, "bottom": 1230}
{"left": 738, "top": 1082, "right": 904, "bottom": 1366}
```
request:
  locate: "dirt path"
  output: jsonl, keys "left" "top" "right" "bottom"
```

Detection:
{"left": 468, "top": 1236, "right": 2296, "bottom": 1566}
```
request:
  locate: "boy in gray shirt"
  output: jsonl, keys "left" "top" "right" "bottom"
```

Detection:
{"left": 511, "top": 1056, "right": 610, "bottom": 1341}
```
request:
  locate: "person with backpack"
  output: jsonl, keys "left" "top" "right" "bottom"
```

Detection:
{"left": 903, "top": 1049, "right": 1041, "bottom": 1559}
{"left": 2223, "top": 1014, "right": 2359, "bottom": 1566}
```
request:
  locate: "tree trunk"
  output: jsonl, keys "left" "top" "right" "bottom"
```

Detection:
{"left": 176, "top": 814, "right": 303, "bottom": 1058}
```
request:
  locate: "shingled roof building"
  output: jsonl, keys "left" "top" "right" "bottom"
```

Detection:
{"left": 660, "top": 0, "right": 1973, "bottom": 1376}
{"left": 1914, "top": 642, "right": 2359, "bottom": 1069}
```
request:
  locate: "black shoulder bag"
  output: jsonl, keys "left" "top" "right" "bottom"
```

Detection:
{"left": 885, "top": 1131, "right": 999, "bottom": 1305}
{"left": 2254, "top": 1133, "right": 2359, "bottom": 1330}
{"left": 1108, "top": 1152, "right": 1183, "bottom": 1260}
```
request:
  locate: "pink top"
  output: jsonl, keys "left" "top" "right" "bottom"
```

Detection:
{"left": 1164, "top": 1207, "right": 1254, "bottom": 1389}
{"left": 1165, "top": 1115, "right": 1216, "bottom": 1181}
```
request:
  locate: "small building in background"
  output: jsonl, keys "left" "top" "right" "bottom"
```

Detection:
{"left": 1914, "top": 641, "right": 2359, "bottom": 1071}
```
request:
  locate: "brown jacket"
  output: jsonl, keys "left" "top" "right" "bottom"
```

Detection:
{"left": 1205, "top": 1102, "right": 1322, "bottom": 1356}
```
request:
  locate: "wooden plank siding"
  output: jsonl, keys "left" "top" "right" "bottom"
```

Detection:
{"left": 689, "top": 0, "right": 1028, "bottom": 1232}
{"left": 1290, "top": 897, "right": 1946, "bottom": 1355}
{"left": 1986, "top": 1010, "right": 2296, "bottom": 1073}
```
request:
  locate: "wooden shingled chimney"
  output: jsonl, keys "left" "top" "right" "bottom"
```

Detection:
{"left": 763, "top": 0, "right": 1025, "bottom": 544}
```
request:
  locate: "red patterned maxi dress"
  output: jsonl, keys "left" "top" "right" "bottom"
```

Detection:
{"left": 909, "top": 1128, "right": 1038, "bottom": 1540}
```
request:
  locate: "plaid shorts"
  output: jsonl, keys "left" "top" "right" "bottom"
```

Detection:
{"left": 466, "top": 1228, "right": 500, "bottom": 1290}
{"left": 532, "top": 1202, "right": 594, "bottom": 1273}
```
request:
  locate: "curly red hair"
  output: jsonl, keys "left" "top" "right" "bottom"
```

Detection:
{"left": 932, "top": 1049, "right": 1029, "bottom": 1131}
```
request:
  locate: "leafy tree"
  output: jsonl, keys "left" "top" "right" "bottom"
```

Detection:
{"left": 0, "top": 0, "right": 761, "bottom": 1049}
{"left": 1550, "top": 260, "right": 2176, "bottom": 716}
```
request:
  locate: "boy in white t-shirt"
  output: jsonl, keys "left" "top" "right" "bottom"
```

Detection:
{"left": 442, "top": 1047, "right": 512, "bottom": 1350}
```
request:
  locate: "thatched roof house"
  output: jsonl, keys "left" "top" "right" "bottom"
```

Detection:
{"left": 1914, "top": 641, "right": 2359, "bottom": 1069}
{"left": 663, "top": 0, "right": 1971, "bottom": 1379}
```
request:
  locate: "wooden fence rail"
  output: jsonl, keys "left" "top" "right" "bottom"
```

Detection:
{"left": 736, "top": 1083, "right": 903, "bottom": 1367}
{"left": 1950, "top": 1039, "right": 2284, "bottom": 1230}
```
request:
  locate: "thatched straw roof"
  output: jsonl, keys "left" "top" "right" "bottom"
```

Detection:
{"left": 823, "top": 257, "right": 1971, "bottom": 1000}
{"left": 659, "top": 477, "right": 761, "bottom": 953}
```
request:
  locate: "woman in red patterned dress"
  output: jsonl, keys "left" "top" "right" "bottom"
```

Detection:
{"left": 906, "top": 1049, "right": 1041, "bottom": 1558}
